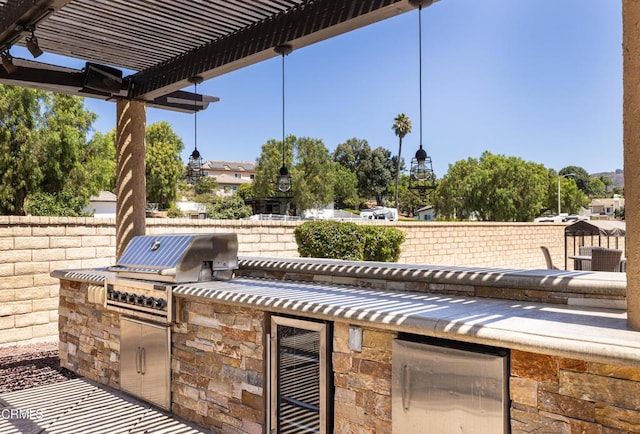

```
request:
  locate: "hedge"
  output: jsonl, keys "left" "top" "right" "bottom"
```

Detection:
{"left": 294, "top": 221, "right": 405, "bottom": 262}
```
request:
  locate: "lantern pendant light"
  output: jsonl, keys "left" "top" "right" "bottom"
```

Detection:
{"left": 274, "top": 44, "right": 293, "bottom": 193}
{"left": 408, "top": 0, "right": 436, "bottom": 194}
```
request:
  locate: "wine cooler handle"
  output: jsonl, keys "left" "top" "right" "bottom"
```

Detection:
{"left": 401, "top": 364, "right": 410, "bottom": 410}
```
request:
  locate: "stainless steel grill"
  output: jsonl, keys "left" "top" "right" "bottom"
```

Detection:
{"left": 104, "top": 233, "right": 238, "bottom": 323}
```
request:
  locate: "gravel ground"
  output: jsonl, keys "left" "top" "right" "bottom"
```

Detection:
{"left": 0, "top": 341, "right": 78, "bottom": 394}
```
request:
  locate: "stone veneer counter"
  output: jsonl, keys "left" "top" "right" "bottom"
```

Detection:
{"left": 53, "top": 258, "right": 635, "bottom": 368}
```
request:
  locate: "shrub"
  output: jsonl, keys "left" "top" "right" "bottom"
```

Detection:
{"left": 294, "top": 221, "right": 363, "bottom": 260}
{"left": 360, "top": 226, "right": 405, "bottom": 262}
{"left": 166, "top": 206, "right": 184, "bottom": 218}
{"left": 294, "top": 221, "right": 405, "bottom": 262}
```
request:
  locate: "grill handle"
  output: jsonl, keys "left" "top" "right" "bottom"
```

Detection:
{"left": 401, "top": 363, "right": 410, "bottom": 410}
{"left": 159, "top": 268, "right": 176, "bottom": 276}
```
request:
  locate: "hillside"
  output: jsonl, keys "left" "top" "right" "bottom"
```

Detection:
{"left": 591, "top": 169, "right": 624, "bottom": 188}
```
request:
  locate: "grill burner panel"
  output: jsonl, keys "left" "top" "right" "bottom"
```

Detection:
{"left": 105, "top": 278, "right": 174, "bottom": 323}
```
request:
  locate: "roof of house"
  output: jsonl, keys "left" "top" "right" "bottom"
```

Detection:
{"left": 90, "top": 191, "right": 117, "bottom": 202}
{"left": 203, "top": 160, "right": 256, "bottom": 171}
{"left": 591, "top": 197, "right": 625, "bottom": 206}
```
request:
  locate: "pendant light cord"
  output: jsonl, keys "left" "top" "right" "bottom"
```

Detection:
{"left": 281, "top": 52, "right": 286, "bottom": 166}
{"left": 418, "top": 5, "right": 423, "bottom": 149}
{"left": 194, "top": 81, "right": 198, "bottom": 151}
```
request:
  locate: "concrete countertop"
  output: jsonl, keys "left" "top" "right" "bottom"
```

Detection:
{"left": 173, "top": 277, "right": 639, "bottom": 368}
{"left": 52, "top": 261, "right": 637, "bottom": 368}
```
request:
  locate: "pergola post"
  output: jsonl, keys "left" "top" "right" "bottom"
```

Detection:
{"left": 115, "top": 99, "right": 147, "bottom": 260}
{"left": 623, "top": 0, "right": 640, "bottom": 328}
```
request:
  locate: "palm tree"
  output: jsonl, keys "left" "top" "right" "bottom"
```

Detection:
{"left": 392, "top": 113, "right": 412, "bottom": 211}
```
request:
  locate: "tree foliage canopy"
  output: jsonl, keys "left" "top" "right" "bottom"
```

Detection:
{"left": 253, "top": 135, "right": 333, "bottom": 213}
{"left": 435, "top": 151, "right": 549, "bottom": 221}
{"left": 145, "top": 121, "right": 184, "bottom": 208}
{"left": 0, "top": 86, "right": 113, "bottom": 216}
{"left": 333, "top": 138, "right": 395, "bottom": 206}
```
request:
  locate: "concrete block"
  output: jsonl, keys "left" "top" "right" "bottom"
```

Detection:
{"left": 15, "top": 261, "right": 50, "bottom": 275}
{"left": 50, "top": 237, "right": 81, "bottom": 248}
{"left": 0, "top": 249, "right": 32, "bottom": 263}
{"left": 66, "top": 247, "right": 96, "bottom": 260}
{"left": 15, "top": 310, "right": 50, "bottom": 327}
{"left": 14, "top": 236, "right": 50, "bottom": 249}
{"left": 0, "top": 275, "right": 34, "bottom": 290}
{"left": 0, "top": 326, "right": 32, "bottom": 344}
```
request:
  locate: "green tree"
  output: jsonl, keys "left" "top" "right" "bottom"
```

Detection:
{"left": 194, "top": 175, "right": 218, "bottom": 195}
{"left": 236, "top": 183, "right": 254, "bottom": 200}
{"left": 333, "top": 163, "right": 360, "bottom": 209}
{"left": 253, "top": 137, "right": 293, "bottom": 199}
{"left": 145, "top": 121, "right": 184, "bottom": 208}
{"left": 392, "top": 113, "right": 411, "bottom": 210}
{"left": 544, "top": 169, "right": 585, "bottom": 215}
{"left": 207, "top": 194, "right": 252, "bottom": 219}
{"left": 0, "top": 87, "right": 113, "bottom": 216}
{"left": 434, "top": 158, "right": 477, "bottom": 220}
{"left": 333, "top": 138, "right": 395, "bottom": 206}
{"left": 333, "top": 138, "right": 373, "bottom": 200}
{"left": 588, "top": 177, "right": 606, "bottom": 198}
{"left": 0, "top": 86, "right": 44, "bottom": 215}
{"left": 291, "top": 137, "right": 334, "bottom": 212}
{"left": 435, "top": 152, "right": 548, "bottom": 221}
{"left": 559, "top": 166, "right": 590, "bottom": 194}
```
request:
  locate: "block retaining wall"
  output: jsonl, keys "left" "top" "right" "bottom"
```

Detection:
{"left": 2, "top": 216, "right": 575, "bottom": 346}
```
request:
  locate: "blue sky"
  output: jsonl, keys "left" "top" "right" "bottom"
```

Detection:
{"left": 20, "top": 0, "right": 624, "bottom": 177}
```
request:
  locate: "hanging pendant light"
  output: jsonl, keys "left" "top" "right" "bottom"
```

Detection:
{"left": 274, "top": 44, "right": 293, "bottom": 193}
{"left": 408, "top": 0, "right": 436, "bottom": 194}
{"left": 187, "top": 76, "right": 204, "bottom": 185}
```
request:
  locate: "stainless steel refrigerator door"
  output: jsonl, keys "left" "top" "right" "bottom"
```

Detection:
{"left": 392, "top": 339, "right": 508, "bottom": 434}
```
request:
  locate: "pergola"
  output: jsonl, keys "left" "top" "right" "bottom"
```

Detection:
{"left": 0, "top": 0, "right": 420, "bottom": 253}
{"left": 1, "top": 0, "right": 640, "bottom": 329}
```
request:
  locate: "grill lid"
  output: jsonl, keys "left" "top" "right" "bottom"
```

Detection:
{"left": 108, "top": 233, "right": 238, "bottom": 283}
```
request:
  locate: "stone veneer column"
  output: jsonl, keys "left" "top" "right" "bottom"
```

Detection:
{"left": 624, "top": 0, "right": 640, "bottom": 328}
{"left": 115, "top": 100, "right": 147, "bottom": 260}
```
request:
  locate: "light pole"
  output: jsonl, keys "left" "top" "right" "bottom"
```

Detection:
{"left": 557, "top": 173, "right": 576, "bottom": 216}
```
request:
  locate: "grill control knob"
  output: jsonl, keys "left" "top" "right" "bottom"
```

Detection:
{"left": 152, "top": 298, "right": 167, "bottom": 310}
{"left": 144, "top": 297, "right": 155, "bottom": 308}
{"left": 135, "top": 295, "right": 146, "bottom": 306}
{"left": 118, "top": 292, "right": 128, "bottom": 302}
{"left": 107, "top": 288, "right": 115, "bottom": 300}
{"left": 127, "top": 293, "right": 137, "bottom": 304}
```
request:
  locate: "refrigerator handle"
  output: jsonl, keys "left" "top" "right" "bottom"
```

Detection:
{"left": 402, "top": 363, "right": 410, "bottom": 410}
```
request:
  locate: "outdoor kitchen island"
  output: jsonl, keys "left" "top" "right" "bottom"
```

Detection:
{"left": 53, "top": 254, "right": 640, "bottom": 434}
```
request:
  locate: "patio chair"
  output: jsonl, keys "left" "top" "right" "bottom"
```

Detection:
{"left": 578, "top": 246, "right": 593, "bottom": 271}
{"left": 591, "top": 247, "right": 623, "bottom": 272}
{"left": 540, "top": 246, "right": 558, "bottom": 270}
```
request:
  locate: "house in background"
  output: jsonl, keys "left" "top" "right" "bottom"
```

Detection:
{"left": 176, "top": 201, "right": 208, "bottom": 219}
{"left": 202, "top": 160, "right": 255, "bottom": 197}
{"left": 415, "top": 205, "right": 436, "bottom": 221}
{"left": 590, "top": 194, "right": 624, "bottom": 219}
{"left": 83, "top": 191, "right": 117, "bottom": 218}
